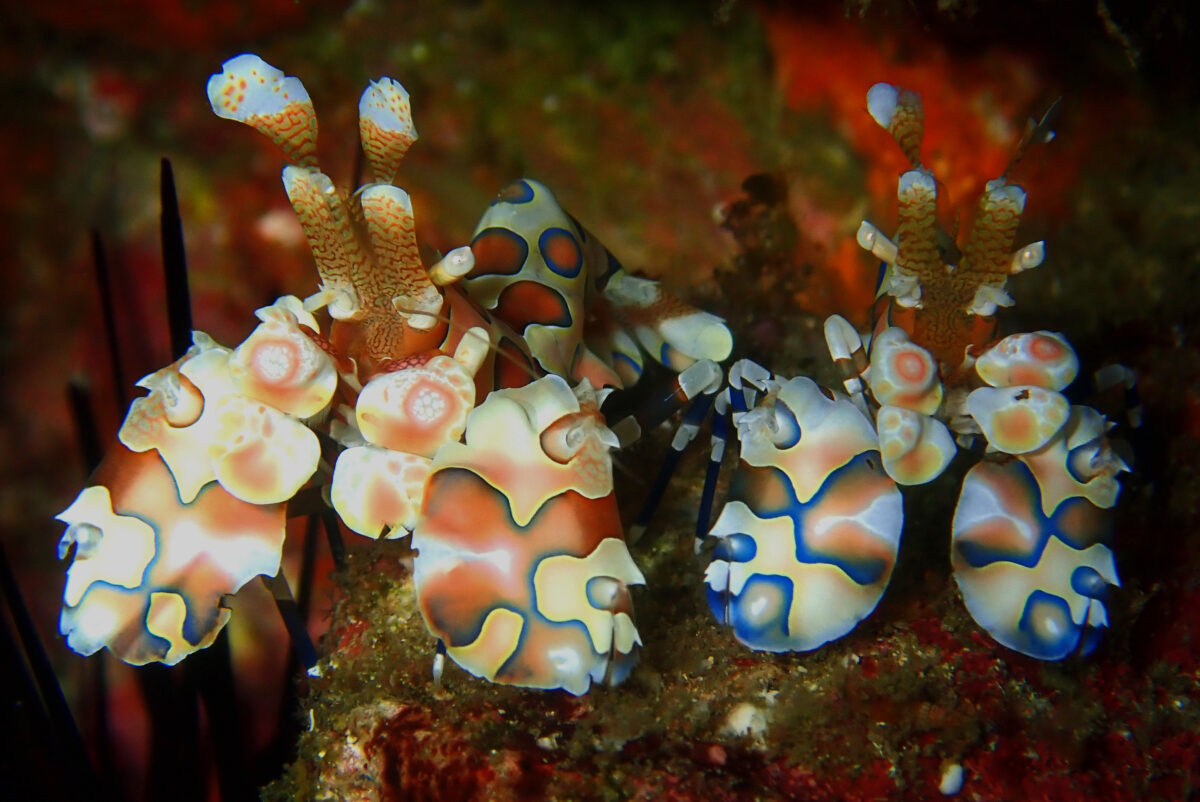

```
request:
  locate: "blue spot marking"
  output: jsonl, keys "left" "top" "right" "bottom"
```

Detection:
{"left": 713, "top": 532, "right": 757, "bottom": 563}
{"left": 538, "top": 227, "right": 583, "bottom": 278}
{"left": 1070, "top": 565, "right": 1109, "bottom": 599}
{"left": 492, "top": 179, "right": 535, "bottom": 205}
{"left": 772, "top": 399, "right": 801, "bottom": 449}
{"left": 1016, "top": 589, "right": 1078, "bottom": 660}
{"left": 729, "top": 574, "right": 794, "bottom": 651}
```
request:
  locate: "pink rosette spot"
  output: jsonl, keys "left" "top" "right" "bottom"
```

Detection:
{"left": 355, "top": 355, "right": 476, "bottom": 458}
{"left": 867, "top": 327, "right": 943, "bottom": 415}
{"left": 975, "top": 331, "right": 1079, "bottom": 391}
{"left": 229, "top": 296, "right": 337, "bottom": 418}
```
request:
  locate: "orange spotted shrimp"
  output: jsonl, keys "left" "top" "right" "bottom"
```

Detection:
{"left": 54, "top": 54, "right": 731, "bottom": 694}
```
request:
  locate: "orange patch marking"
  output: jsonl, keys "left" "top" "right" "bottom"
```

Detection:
{"left": 994, "top": 407, "right": 1036, "bottom": 448}
{"left": 541, "top": 229, "right": 582, "bottom": 276}
{"left": 494, "top": 281, "right": 572, "bottom": 332}
{"left": 470, "top": 228, "right": 528, "bottom": 277}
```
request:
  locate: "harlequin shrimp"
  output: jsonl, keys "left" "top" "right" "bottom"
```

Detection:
{"left": 700, "top": 361, "right": 904, "bottom": 652}
{"left": 690, "top": 83, "right": 1129, "bottom": 661}
{"left": 53, "top": 53, "right": 731, "bottom": 694}
{"left": 830, "top": 82, "right": 1126, "bottom": 659}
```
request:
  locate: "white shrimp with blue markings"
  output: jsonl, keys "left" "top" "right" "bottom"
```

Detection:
{"left": 703, "top": 363, "right": 904, "bottom": 652}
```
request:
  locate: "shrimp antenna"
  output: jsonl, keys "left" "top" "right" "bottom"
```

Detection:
{"left": 1006, "top": 96, "right": 1061, "bottom": 177}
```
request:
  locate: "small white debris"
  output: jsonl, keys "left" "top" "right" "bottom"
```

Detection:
{"left": 938, "top": 762, "right": 965, "bottom": 796}
{"left": 722, "top": 702, "right": 769, "bottom": 741}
